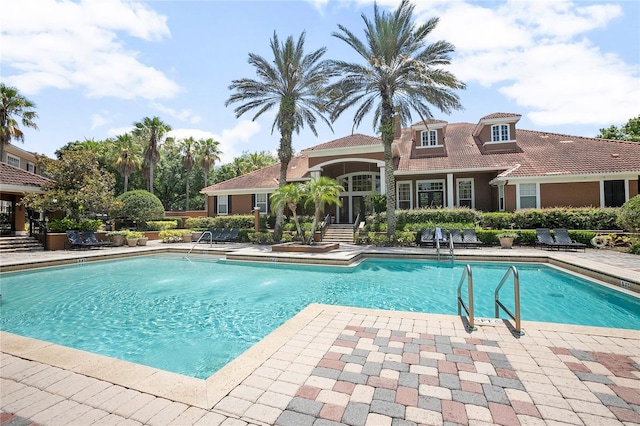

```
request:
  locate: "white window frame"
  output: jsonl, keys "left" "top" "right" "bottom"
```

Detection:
{"left": 516, "top": 182, "right": 539, "bottom": 209}
{"left": 456, "top": 178, "right": 474, "bottom": 208}
{"left": 6, "top": 154, "right": 20, "bottom": 168}
{"left": 26, "top": 162, "right": 36, "bottom": 173}
{"left": 498, "top": 184, "right": 505, "bottom": 212}
{"left": 416, "top": 179, "right": 446, "bottom": 208}
{"left": 255, "top": 193, "right": 268, "bottom": 215}
{"left": 217, "top": 195, "right": 229, "bottom": 215}
{"left": 491, "top": 124, "right": 510, "bottom": 142}
{"left": 420, "top": 130, "right": 438, "bottom": 147}
{"left": 396, "top": 181, "right": 413, "bottom": 210}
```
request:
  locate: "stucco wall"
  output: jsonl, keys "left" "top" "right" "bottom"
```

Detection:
{"left": 541, "top": 182, "right": 600, "bottom": 207}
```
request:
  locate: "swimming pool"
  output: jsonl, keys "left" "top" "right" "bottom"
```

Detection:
{"left": 1, "top": 254, "right": 638, "bottom": 379}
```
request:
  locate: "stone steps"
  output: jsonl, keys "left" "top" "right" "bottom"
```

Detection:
{"left": 0, "top": 236, "right": 44, "bottom": 252}
{"left": 322, "top": 225, "right": 355, "bottom": 243}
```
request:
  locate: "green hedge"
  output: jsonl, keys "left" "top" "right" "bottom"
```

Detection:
{"left": 185, "top": 214, "right": 268, "bottom": 230}
{"left": 48, "top": 218, "right": 102, "bottom": 232}
{"left": 145, "top": 220, "right": 178, "bottom": 231}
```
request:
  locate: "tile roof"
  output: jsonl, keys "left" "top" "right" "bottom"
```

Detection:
{"left": 302, "top": 133, "right": 381, "bottom": 151}
{"left": 479, "top": 112, "right": 522, "bottom": 120}
{"left": 410, "top": 119, "right": 448, "bottom": 127}
{"left": 202, "top": 120, "right": 640, "bottom": 193}
{"left": 0, "top": 162, "right": 50, "bottom": 189}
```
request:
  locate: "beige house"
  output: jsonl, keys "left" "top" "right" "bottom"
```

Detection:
{"left": 0, "top": 145, "right": 49, "bottom": 235}
{"left": 201, "top": 112, "right": 640, "bottom": 223}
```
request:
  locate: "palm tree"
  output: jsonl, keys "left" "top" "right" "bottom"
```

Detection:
{"left": 226, "top": 31, "right": 334, "bottom": 240}
{"left": 110, "top": 133, "right": 143, "bottom": 193}
{"left": 132, "top": 116, "right": 171, "bottom": 194}
{"left": 269, "top": 183, "right": 306, "bottom": 243}
{"left": 197, "top": 138, "right": 222, "bottom": 188}
{"left": 328, "top": 0, "right": 465, "bottom": 236}
{"left": 304, "top": 176, "right": 344, "bottom": 243}
{"left": 0, "top": 83, "right": 39, "bottom": 163}
{"left": 179, "top": 137, "right": 196, "bottom": 210}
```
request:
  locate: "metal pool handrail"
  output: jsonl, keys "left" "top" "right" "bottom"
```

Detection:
{"left": 495, "top": 265, "right": 524, "bottom": 336}
{"left": 184, "top": 230, "right": 213, "bottom": 260}
{"left": 457, "top": 264, "right": 476, "bottom": 331}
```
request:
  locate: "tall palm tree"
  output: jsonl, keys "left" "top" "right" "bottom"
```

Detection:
{"left": 197, "top": 138, "right": 222, "bottom": 188}
{"left": 226, "top": 31, "right": 334, "bottom": 240}
{"left": 110, "top": 133, "right": 143, "bottom": 192}
{"left": 132, "top": 116, "right": 171, "bottom": 194}
{"left": 304, "top": 176, "right": 344, "bottom": 244}
{"left": 180, "top": 137, "right": 196, "bottom": 210}
{"left": 269, "top": 183, "right": 306, "bottom": 243}
{"left": 328, "top": 0, "right": 465, "bottom": 236}
{"left": 0, "top": 83, "right": 39, "bottom": 163}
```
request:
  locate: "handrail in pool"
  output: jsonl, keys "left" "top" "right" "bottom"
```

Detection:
{"left": 495, "top": 265, "right": 524, "bottom": 336}
{"left": 184, "top": 230, "right": 213, "bottom": 260}
{"left": 457, "top": 264, "right": 476, "bottom": 331}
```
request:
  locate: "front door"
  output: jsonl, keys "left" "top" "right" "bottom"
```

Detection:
{"left": 338, "top": 196, "right": 349, "bottom": 223}
{"left": 352, "top": 196, "right": 365, "bottom": 222}
{"left": 0, "top": 200, "right": 14, "bottom": 236}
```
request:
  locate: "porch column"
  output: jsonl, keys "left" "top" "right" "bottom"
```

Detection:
{"left": 379, "top": 166, "right": 386, "bottom": 194}
{"left": 311, "top": 170, "right": 321, "bottom": 180}
{"left": 447, "top": 173, "right": 454, "bottom": 207}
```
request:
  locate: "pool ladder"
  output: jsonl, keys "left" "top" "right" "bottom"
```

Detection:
{"left": 436, "top": 233, "right": 454, "bottom": 262}
{"left": 457, "top": 264, "right": 524, "bottom": 335}
{"left": 183, "top": 230, "right": 213, "bottom": 260}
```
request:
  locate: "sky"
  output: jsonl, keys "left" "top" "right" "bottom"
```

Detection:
{"left": 2, "top": 0, "right": 639, "bottom": 164}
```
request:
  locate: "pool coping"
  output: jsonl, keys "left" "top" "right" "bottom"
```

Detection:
{"left": 3, "top": 304, "right": 640, "bottom": 411}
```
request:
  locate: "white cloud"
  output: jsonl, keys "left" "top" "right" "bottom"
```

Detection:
{"left": 1, "top": 0, "right": 179, "bottom": 100}
{"left": 107, "top": 126, "right": 134, "bottom": 138}
{"left": 151, "top": 103, "right": 202, "bottom": 124}
{"left": 91, "top": 112, "right": 110, "bottom": 130}
{"left": 168, "top": 120, "right": 261, "bottom": 164}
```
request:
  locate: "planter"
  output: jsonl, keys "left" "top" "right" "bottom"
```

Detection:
{"left": 499, "top": 237, "right": 514, "bottom": 249}
{"left": 110, "top": 235, "right": 125, "bottom": 247}
{"left": 182, "top": 234, "right": 192, "bottom": 243}
{"left": 191, "top": 231, "right": 203, "bottom": 242}
{"left": 127, "top": 238, "right": 139, "bottom": 247}
{"left": 137, "top": 237, "right": 148, "bottom": 246}
{"left": 272, "top": 242, "right": 339, "bottom": 253}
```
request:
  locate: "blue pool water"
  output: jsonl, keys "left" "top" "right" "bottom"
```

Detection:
{"left": 1, "top": 255, "right": 638, "bottom": 379}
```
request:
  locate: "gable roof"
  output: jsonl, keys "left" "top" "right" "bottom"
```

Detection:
{"left": 0, "top": 162, "right": 50, "bottom": 192}
{"left": 302, "top": 133, "right": 381, "bottom": 152}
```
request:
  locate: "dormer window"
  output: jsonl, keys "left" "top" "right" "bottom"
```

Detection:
{"left": 491, "top": 124, "right": 509, "bottom": 142}
{"left": 421, "top": 130, "right": 438, "bottom": 147}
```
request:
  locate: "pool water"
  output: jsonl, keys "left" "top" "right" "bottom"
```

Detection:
{"left": 1, "top": 255, "right": 638, "bottom": 379}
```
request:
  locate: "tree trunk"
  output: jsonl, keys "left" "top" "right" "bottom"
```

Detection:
{"left": 274, "top": 98, "right": 295, "bottom": 241}
{"left": 380, "top": 97, "right": 397, "bottom": 237}
{"left": 186, "top": 177, "right": 190, "bottom": 211}
{"left": 148, "top": 165, "right": 154, "bottom": 194}
{"left": 124, "top": 175, "right": 129, "bottom": 192}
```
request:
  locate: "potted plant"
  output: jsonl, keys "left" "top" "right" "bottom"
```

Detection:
{"left": 182, "top": 230, "right": 193, "bottom": 243}
{"left": 137, "top": 233, "right": 149, "bottom": 246}
{"left": 106, "top": 230, "right": 128, "bottom": 247}
{"left": 497, "top": 231, "right": 518, "bottom": 249}
{"left": 126, "top": 231, "right": 144, "bottom": 247}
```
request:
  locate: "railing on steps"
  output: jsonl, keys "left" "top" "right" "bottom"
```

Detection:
{"left": 320, "top": 214, "right": 331, "bottom": 240}
{"left": 457, "top": 264, "right": 476, "bottom": 331}
{"left": 495, "top": 266, "right": 524, "bottom": 336}
{"left": 435, "top": 229, "right": 454, "bottom": 261}
{"left": 183, "top": 230, "right": 213, "bottom": 260}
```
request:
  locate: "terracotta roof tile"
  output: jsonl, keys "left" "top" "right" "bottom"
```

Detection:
{"left": 0, "top": 162, "right": 50, "bottom": 188}
{"left": 410, "top": 119, "right": 448, "bottom": 127}
{"left": 479, "top": 112, "right": 522, "bottom": 120}
{"left": 303, "top": 134, "right": 381, "bottom": 151}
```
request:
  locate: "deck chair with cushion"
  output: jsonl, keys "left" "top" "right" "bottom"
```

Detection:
{"left": 434, "top": 227, "right": 448, "bottom": 244}
{"left": 462, "top": 228, "right": 483, "bottom": 248}
{"left": 222, "top": 228, "right": 239, "bottom": 242}
{"left": 535, "top": 228, "right": 562, "bottom": 250}
{"left": 419, "top": 228, "right": 434, "bottom": 247}
{"left": 213, "top": 228, "right": 230, "bottom": 243}
{"left": 66, "top": 230, "right": 100, "bottom": 250}
{"left": 82, "top": 231, "right": 112, "bottom": 247}
{"left": 200, "top": 228, "right": 221, "bottom": 243}
{"left": 552, "top": 229, "right": 586, "bottom": 251}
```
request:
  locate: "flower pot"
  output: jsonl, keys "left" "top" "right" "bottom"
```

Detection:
{"left": 182, "top": 234, "right": 192, "bottom": 243}
{"left": 137, "top": 237, "right": 148, "bottom": 246}
{"left": 111, "top": 235, "right": 124, "bottom": 246}
{"left": 127, "top": 238, "right": 139, "bottom": 247}
{"left": 499, "top": 237, "right": 514, "bottom": 249}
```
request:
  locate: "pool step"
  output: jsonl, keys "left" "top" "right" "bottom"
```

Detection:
{"left": 0, "top": 236, "right": 44, "bottom": 252}
{"left": 322, "top": 224, "right": 355, "bottom": 243}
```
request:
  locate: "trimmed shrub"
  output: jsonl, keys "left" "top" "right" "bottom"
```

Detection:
{"left": 159, "top": 229, "right": 189, "bottom": 243}
{"left": 116, "top": 190, "right": 164, "bottom": 225}
{"left": 617, "top": 195, "right": 640, "bottom": 232}
{"left": 479, "top": 212, "right": 513, "bottom": 229}
{"left": 185, "top": 214, "right": 267, "bottom": 230}
{"left": 48, "top": 218, "right": 101, "bottom": 232}
{"left": 145, "top": 220, "right": 178, "bottom": 231}
{"left": 248, "top": 231, "right": 274, "bottom": 244}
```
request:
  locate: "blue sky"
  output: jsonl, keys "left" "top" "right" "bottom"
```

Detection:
{"left": 2, "top": 0, "right": 639, "bottom": 164}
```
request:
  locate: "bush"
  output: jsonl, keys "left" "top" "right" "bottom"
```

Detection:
{"left": 116, "top": 190, "right": 165, "bottom": 226}
{"left": 145, "top": 220, "right": 178, "bottom": 231}
{"left": 185, "top": 214, "right": 264, "bottom": 230}
{"left": 248, "top": 231, "right": 274, "bottom": 244}
{"left": 617, "top": 195, "right": 640, "bottom": 232}
{"left": 159, "top": 229, "right": 189, "bottom": 243}
{"left": 47, "top": 218, "right": 102, "bottom": 232}
{"left": 629, "top": 238, "right": 640, "bottom": 255}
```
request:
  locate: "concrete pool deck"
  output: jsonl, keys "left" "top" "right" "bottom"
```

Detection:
{"left": 1, "top": 243, "right": 639, "bottom": 425}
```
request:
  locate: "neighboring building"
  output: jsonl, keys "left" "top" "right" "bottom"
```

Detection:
{"left": 201, "top": 112, "right": 640, "bottom": 223}
{"left": 0, "top": 145, "right": 49, "bottom": 235}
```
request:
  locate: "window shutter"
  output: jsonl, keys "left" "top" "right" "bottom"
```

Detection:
{"left": 228, "top": 195, "right": 232, "bottom": 214}
{"left": 213, "top": 196, "right": 217, "bottom": 215}
{"left": 251, "top": 194, "right": 255, "bottom": 210}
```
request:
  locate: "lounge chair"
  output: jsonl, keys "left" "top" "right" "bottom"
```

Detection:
{"left": 419, "top": 228, "right": 434, "bottom": 247}
{"left": 434, "top": 227, "right": 448, "bottom": 244}
{"left": 66, "top": 230, "right": 102, "bottom": 250}
{"left": 462, "top": 228, "right": 483, "bottom": 248}
{"left": 213, "top": 228, "right": 230, "bottom": 243}
{"left": 200, "top": 228, "right": 221, "bottom": 243}
{"left": 222, "top": 228, "right": 239, "bottom": 242}
{"left": 449, "top": 228, "right": 464, "bottom": 246}
{"left": 536, "top": 228, "right": 562, "bottom": 250}
{"left": 82, "top": 231, "right": 112, "bottom": 247}
{"left": 552, "top": 229, "right": 587, "bottom": 251}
